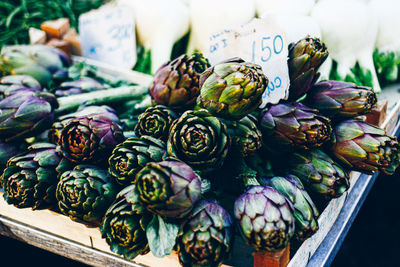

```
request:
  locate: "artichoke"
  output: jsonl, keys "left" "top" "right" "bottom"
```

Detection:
{"left": 228, "top": 115, "right": 262, "bottom": 157}
{"left": 196, "top": 58, "right": 268, "bottom": 120}
{"left": 304, "top": 80, "right": 377, "bottom": 118}
{"left": 234, "top": 186, "right": 295, "bottom": 251}
{"left": 167, "top": 109, "right": 230, "bottom": 171}
{"left": 100, "top": 185, "right": 151, "bottom": 259}
{"left": 0, "top": 90, "right": 58, "bottom": 142}
{"left": 285, "top": 149, "right": 350, "bottom": 198}
{"left": 261, "top": 175, "right": 319, "bottom": 241}
{"left": 259, "top": 102, "right": 332, "bottom": 152}
{"left": 53, "top": 77, "right": 105, "bottom": 97}
{"left": 288, "top": 37, "right": 328, "bottom": 101}
{"left": 0, "top": 141, "right": 25, "bottom": 174}
{"left": 134, "top": 105, "right": 178, "bottom": 141}
{"left": 59, "top": 114, "right": 124, "bottom": 164}
{"left": 48, "top": 105, "right": 120, "bottom": 145}
{"left": 108, "top": 136, "right": 166, "bottom": 186}
{"left": 0, "top": 75, "right": 41, "bottom": 99}
{"left": 1, "top": 143, "right": 62, "bottom": 209}
{"left": 149, "top": 52, "right": 210, "bottom": 110}
{"left": 0, "top": 45, "right": 69, "bottom": 87}
{"left": 177, "top": 200, "right": 233, "bottom": 267}
{"left": 330, "top": 119, "right": 400, "bottom": 175}
{"left": 135, "top": 160, "right": 201, "bottom": 218}
{"left": 56, "top": 165, "right": 119, "bottom": 226}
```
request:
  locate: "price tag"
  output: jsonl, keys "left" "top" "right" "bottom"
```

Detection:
{"left": 79, "top": 4, "right": 136, "bottom": 69}
{"left": 206, "top": 17, "right": 290, "bottom": 107}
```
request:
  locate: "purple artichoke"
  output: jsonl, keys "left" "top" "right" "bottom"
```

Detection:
{"left": 53, "top": 77, "right": 104, "bottom": 97}
{"left": 0, "top": 75, "right": 41, "bottom": 99}
{"left": 134, "top": 160, "right": 201, "bottom": 218}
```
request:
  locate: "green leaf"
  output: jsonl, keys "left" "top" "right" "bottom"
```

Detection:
{"left": 146, "top": 215, "right": 180, "bottom": 258}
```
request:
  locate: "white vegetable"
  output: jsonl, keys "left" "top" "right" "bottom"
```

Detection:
{"left": 256, "top": 0, "right": 315, "bottom": 17}
{"left": 311, "top": 0, "right": 381, "bottom": 92}
{"left": 187, "top": 0, "right": 256, "bottom": 55}
{"left": 117, "top": 0, "right": 189, "bottom": 74}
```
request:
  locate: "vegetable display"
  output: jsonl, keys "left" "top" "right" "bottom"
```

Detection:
{"left": 0, "top": 30, "right": 399, "bottom": 267}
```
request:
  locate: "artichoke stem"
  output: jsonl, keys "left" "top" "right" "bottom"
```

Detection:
{"left": 56, "top": 86, "right": 148, "bottom": 115}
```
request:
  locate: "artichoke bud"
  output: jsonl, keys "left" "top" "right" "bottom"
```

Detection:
{"left": 53, "top": 77, "right": 104, "bottom": 97}
{"left": 261, "top": 175, "right": 319, "bottom": 241}
{"left": 0, "top": 75, "right": 41, "bottom": 99}
{"left": 177, "top": 200, "right": 233, "bottom": 267}
{"left": 234, "top": 186, "right": 295, "bottom": 251}
{"left": 288, "top": 37, "right": 328, "bottom": 101}
{"left": 108, "top": 136, "right": 166, "bottom": 186}
{"left": 134, "top": 105, "right": 178, "bottom": 141}
{"left": 149, "top": 52, "right": 210, "bottom": 110}
{"left": 196, "top": 57, "right": 268, "bottom": 120}
{"left": 135, "top": 160, "right": 201, "bottom": 218}
{"left": 305, "top": 80, "right": 377, "bottom": 119}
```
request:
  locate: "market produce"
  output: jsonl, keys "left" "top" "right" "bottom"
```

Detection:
{"left": 228, "top": 115, "right": 263, "bottom": 157}
{"left": 100, "top": 185, "right": 151, "bottom": 259}
{"left": 0, "top": 141, "right": 25, "bottom": 173}
{"left": 311, "top": 0, "right": 381, "bottom": 92}
{"left": 304, "top": 80, "right": 377, "bottom": 119}
{"left": 0, "top": 75, "right": 41, "bottom": 99}
{"left": 56, "top": 164, "right": 119, "bottom": 226}
{"left": 234, "top": 186, "right": 295, "bottom": 251}
{"left": 149, "top": 53, "right": 210, "bottom": 110}
{"left": 134, "top": 105, "right": 177, "bottom": 141}
{"left": 167, "top": 109, "right": 230, "bottom": 171}
{"left": 287, "top": 37, "right": 328, "bottom": 101}
{"left": 259, "top": 102, "right": 332, "bottom": 152}
{"left": 261, "top": 175, "right": 319, "bottom": 241}
{"left": 108, "top": 136, "right": 166, "bottom": 186}
{"left": 284, "top": 149, "right": 350, "bottom": 199}
{"left": 53, "top": 77, "right": 104, "bottom": 97}
{"left": 135, "top": 160, "right": 201, "bottom": 219}
{"left": 0, "top": 45, "right": 69, "bottom": 86}
{"left": 48, "top": 105, "right": 120, "bottom": 145}
{"left": 196, "top": 58, "right": 268, "bottom": 120}
{"left": 1, "top": 143, "right": 63, "bottom": 210}
{"left": 330, "top": 119, "right": 400, "bottom": 175}
{"left": 0, "top": 90, "right": 58, "bottom": 142}
{"left": 177, "top": 200, "right": 233, "bottom": 267}
{"left": 58, "top": 113, "right": 124, "bottom": 164}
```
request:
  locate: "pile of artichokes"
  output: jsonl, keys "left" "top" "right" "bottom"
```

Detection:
{"left": 0, "top": 38, "right": 399, "bottom": 267}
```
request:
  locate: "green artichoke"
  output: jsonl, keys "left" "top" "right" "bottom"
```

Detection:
{"left": 196, "top": 58, "right": 268, "bottom": 120}
{"left": 1, "top": 143, "right": 62, "bottom": 209}
{"left": 234, "top": 186, "right": 295, "bottom": 251}
{"left": 288, "top": 37, "right": 328, "bottom": 101}
{"left": 0, "top": 75, "right": 41, "bottom": 99}
{"left": 304, "top": 80, "right": 377, "bottom": 118}
{"left": 259, "top": 102, "right": 332, "bottom": 152}
{"left": 135, "top": 160, "right": 201, "bottom": 219}
{"left": 100, "top": 185, "right": 151, "bottom": 259}
{"left": 177, "top": 200, "right": 233, "bottom": 267}
{"left": 56, "top": 165, "right": 119, "bottom": 226}
{"left": 167, "top": 109, "right": 230, "bottom": 171}
{"left": 0, "top": 45, "right": 69, "bottom": 87}
{"left": 134, "top": 105, "right": 178, "bottom": 141}
{"left": 149, "top": 52, "right": 210, "bottom": 110}
{"left": 261, "top": 175, "right": 319, "bottom": 241}
{"left": 53, "top": 77, "right": 104, "bottom": 97}
{"left": 0, "top": 141, "right": 26, "bottom": 174}
{"left": 330, "top": 119, "right": 400, "bottom": 175}
{"left": 59, "top": 114, "right": 124, "bottom": 164}
{"left": 285, "top": 149, "right": 350, "bottom": 198}
{"left": 228, "top": 115, "right": 262, "bottom": 157}
{"left": 0, "top": 90, "right": 58, "bottom": 142}
{"left": 48, "top": 105, "right": 121, "bottom": 145}
{"left": 108, "top": 136, "right": 166, "bottom": 186}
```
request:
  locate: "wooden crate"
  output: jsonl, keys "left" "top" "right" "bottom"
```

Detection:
{"left": 1, "top": 60, "right": 399, "bottom": 267}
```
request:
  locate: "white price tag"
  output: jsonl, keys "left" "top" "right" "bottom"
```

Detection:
{"left": 206, "top": 17, "right": 290, "bottom": 107}
{"left": 79, "top": 4, "right": 136, "bottom": 69}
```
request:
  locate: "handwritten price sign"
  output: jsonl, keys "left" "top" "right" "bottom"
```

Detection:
{"left": 79, "top": 4, "right": 136, "bottom": 69}
{"left": 207, "top": 17, "right": 290, "bottom": 107}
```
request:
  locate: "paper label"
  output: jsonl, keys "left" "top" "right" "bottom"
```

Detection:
{"left": 79, "top": 4, "right": 136, "bottom": 69}
{"left": 206, "top": 17, "right": 290, "bottom": 107}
